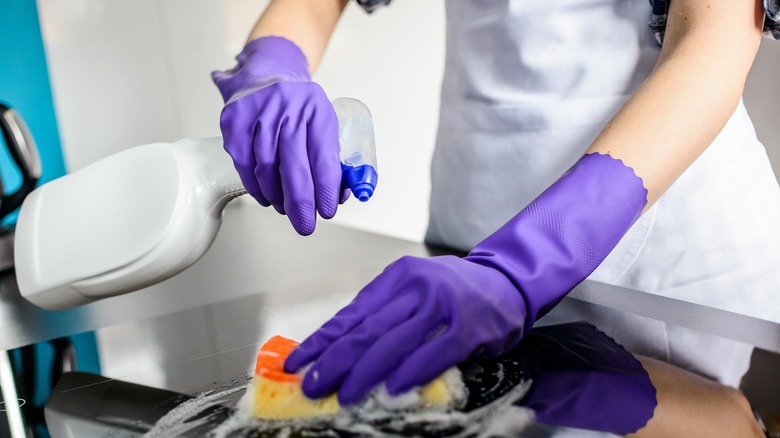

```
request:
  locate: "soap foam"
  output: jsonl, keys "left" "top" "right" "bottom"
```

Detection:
{"left": 147, "top": 367, "right": 534, "bottom": 437}
{"left": 214, "top": 379, "right": 532, "bottom": 438}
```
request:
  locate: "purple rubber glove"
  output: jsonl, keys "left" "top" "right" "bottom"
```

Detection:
{"left": 517, "top": 322, "right": 656, "bottom": 435}
{"left": 285, "top": 153, "right": 648, "bottom": 404}
{"left": 212, "top": 36, "right": 348, "bottom": 235}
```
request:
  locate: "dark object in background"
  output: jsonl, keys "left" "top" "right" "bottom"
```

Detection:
{"left": 0, "top": 102, "right": 42, "bottom": 272}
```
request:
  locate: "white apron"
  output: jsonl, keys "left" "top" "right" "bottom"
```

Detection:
{"left": 427, "top": 0, "right": 780, "bottom": 386}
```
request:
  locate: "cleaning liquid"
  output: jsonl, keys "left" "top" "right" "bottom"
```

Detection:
{"left": 333, "top": 98, "right": 378, "bottom": 202}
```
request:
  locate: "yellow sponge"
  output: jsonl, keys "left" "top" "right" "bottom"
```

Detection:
{"left": 250, "top": 336, "right": 459, "bottom": 420}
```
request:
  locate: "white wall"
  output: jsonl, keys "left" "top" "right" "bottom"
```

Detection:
{"left": 37, "top": 0, "right": 780, "bottom": 243}
{"left": 37, "top": 0, "right": 445, "bottom": 243}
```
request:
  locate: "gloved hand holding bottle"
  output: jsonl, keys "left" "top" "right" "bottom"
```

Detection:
{"left": 212, "top": 36, "right": 348, "bottom": 236}
{"left": 285, "top": 153, "right": 649, "bottom": 406}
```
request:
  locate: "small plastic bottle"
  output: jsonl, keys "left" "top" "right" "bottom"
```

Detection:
{"left": 332, "top": 97, "right": 378, "bottom": 202}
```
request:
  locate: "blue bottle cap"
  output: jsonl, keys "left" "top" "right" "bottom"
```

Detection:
{"left": 353, "top": 183, "right": 374, "bottom": 202}
{"left": 341, "top": 163, "right": 378, "bottom": 202}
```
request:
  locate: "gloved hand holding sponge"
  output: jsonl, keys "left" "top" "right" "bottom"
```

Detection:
{"left": 215, "top": 36, "right": 649, "bottom": 415}
{"left": 285, "top": 153, "right": 649, "bottom": 405}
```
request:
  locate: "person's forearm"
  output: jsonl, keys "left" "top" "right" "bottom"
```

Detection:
{"left": 247, "top": 0, "right": 350, "bottom": 73}
{"left": 585, "top": 0, "right": 764, "bottom": 211}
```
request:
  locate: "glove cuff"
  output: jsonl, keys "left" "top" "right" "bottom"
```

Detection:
{"left": 466, "top": 153, "right": 648, "bottom": 325}
{"left": 211, "top": 36, "right": 311, "bottom": 103}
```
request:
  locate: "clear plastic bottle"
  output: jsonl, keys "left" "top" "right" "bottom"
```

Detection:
{"left": 332, "top": 97, "right": 378, "bottom": 202}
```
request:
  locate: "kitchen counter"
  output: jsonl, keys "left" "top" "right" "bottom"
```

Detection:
{"left": 2, "top": 197, "right": 780, "bottom": 436}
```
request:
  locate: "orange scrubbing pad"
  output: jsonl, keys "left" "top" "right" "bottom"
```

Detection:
{"left": 250, "top": 336, "right": 339, "bottom": 419}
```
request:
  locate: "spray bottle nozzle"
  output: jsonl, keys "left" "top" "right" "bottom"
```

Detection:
{"left": 334, "top": 98, "right": 378, "bottom": 203}
{"left": 341, "top": 164, "right": 378, "bottom": 202}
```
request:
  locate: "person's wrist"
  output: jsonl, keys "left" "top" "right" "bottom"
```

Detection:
{"left": 529, "top": 153, "right": 647, "bottom": 259}
{"left": 240, "top": 36, "right": 311, "bottom": 80}
{"left": 466, "top": 153, "right": 648, "bottom": 326}
{"left": 211, "top": 36, "right": 311, "bottom": 103}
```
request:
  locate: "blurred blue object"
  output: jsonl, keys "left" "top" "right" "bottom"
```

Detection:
{"left": 0, "top": 0, "right": 67, "bottom": 225}
{"left": 2, "top": 2, "right": 99, "bottom": 437}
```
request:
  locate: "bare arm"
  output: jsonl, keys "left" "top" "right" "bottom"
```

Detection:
{"left": 631, "top": 356, "right": 763, "bottom": 437}
{"left": 586, "top": 0, "right": 764, "bottom": 211}
{"left": 247, "top": 0, "right": 350, "bottom": 73}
